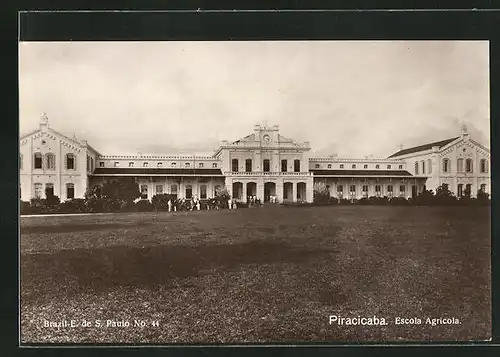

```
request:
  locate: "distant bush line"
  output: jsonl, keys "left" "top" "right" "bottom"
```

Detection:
{"left": 21, "top": 180, "right": 490, "bottom": 215}
{"left": 307, "top": 184, "right": 490, "bottom": 207}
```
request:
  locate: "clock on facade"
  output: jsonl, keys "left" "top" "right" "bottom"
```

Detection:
{"left": 263, "top": 134, "right": 271, "bottom": 143}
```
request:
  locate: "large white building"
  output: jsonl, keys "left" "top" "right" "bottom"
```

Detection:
{"left": 20, "top": 114, "right": 490, "bottom": 203}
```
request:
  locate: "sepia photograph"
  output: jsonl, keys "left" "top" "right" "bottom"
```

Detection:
{"left": 19, "top": 40, "right": 491, "bottom": 344}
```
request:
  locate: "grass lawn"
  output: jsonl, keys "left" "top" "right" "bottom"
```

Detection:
{"left": 20, "top": 205, "right": 491, "bottom": 343}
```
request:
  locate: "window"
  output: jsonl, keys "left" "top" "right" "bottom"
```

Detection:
{"left": 466, "top": 158, "right": 473, "bottom": 173}
{"left": 129, "top": 162, "right": 134, "bottom": 167}
{"left": 45, "top": 183, "right": 54, "bottom": 197}
{"left": 185, "top": 184, "right": 192, "bottom": 199}
{"left": 327, "top": 164, "right": 332, "bottom": 169}
{"left": 465, "top": 184, "right": 472, "bottom": 197}
{"left": 281, "top": 159, "right": 288, "bottom": 172}
{"left": 140, "top": 185, "right": 148, "bottom": 199}
{"left": 427, "top": 159, "right": 432, "bottom": 174}
{"left": 364, "top": 164, "right": 368, "bottom": 169}
{"left": 352, "top": 164, "right": 356, "bottom": 169}
{"left": 387, "top": 185, "right": 393, "bottom": 192}
{"left": 293, "top": 159, "right": 300, "bottom": 172}
{"left": 170, "top": 184, "right": 178, "bottom": 198}
{"left": 415, "top": 162, "right": 419, "bottom": 175}
{"left": 185, "top": 162, "right": 190, "bottom": 168}
{"left": 387, "top": 165, "right": 391, "bottom": 170}
{"left": 34, "top": 152, "right": 43, "bottom": 169}
{"left": 91, "top": 158, "right": 94, "bottom": 171}
{"left": 157, "top": 162, "right": 162, "bottom": 167}
{"left": 245, "top": 159, "right": 252, "bottom": 172}
{"left": 340, "top": 164, "right": 344, "bottom": 169}
{"left": 422, "top": 161, "right": 425, "bottom": 174}
{"left": 66, "top": 183, "right": 75, "bottom": 199}
{"left": 199, "top": 163, "right": 204, "bottom": 168}
{"left": 481, "top": 184, "right": 486, "bottom": 192}
{"left": 200, "top": 185, "right": 207, "bottom": 199}
{"left": 66, "top": 154, "right": 75, "bottom": 170}
{"left": 34, "top": 183, "right": 43, "bottom": 198}
{"left": 114, "top": 162, "right": 119, "bottom": 167}
{"left": 337, "top": 185, "right": 343, "bottom": 192}
{"left": 375, "top": 185, "right": 381, "bottom": 192}
{"left": 213, "top": 163, "right": 218, "bottom": 168}
{"left": 143, "top": 162, "right": 149, "bottom": 167}
{"left": 46, "top": 153, "right": 55, "bottom": 170}
{"left": 480, "top": 159, "right": 488, "bottom": 173}
{"left": 171, "top": 162, "right": 177, "bottom": 167}
{"left": 263, "top": 159, "right": 270, "bottom": 172}
{"left": 99, "top": 162, "right": 104, "bottom": 167}
{"left": 399, "top": 185, "right": 406, "bottom": 196}
{"left": 456, "top": 158, "right": 463, "bottom": 172}
{"left": 349, "top": 185, "right": 356, "bottom": 193}
{"left": 362, "top": 185, "right": 368, "bottom": 192}
{"left": 375, "top": 164, "right": 380, "bottom": 169}
{"left": 315, "top": 164, "right": 320, "bottom": 169}
{"left": 232, "top": 159, "right": 239, "bottom": 172}
{"left": 399, "top": 165, "right": 403, "bottom": 169}
{"left": 443, "top": 158, "right": 450, "bottom": 173}
{"left": 156, "top": 185, "right": 163, "bottom": 195}
{"left": 87, "top": 156, "right": 90, "bottom": 171}
{"left": 457, "top": 184, "right": 463, "bottom": 197}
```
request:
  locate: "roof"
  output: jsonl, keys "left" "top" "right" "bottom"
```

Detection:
{"left": 310, "top": 170, "right": 414, "bottom": 177}
{"left": 388, "top": 137, "right": 459, "bottom": 158}
{"left": 92, "top": 168, "right": 223, "bottom": 176}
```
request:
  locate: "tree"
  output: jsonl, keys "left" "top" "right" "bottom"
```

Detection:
{"left": 476, "top": 189, "right": 490, "bottom": 205}
{"left": 435, "top": 184, "right": 458, "bottom": 205}
{"left": 313, "top": 182, "right": 330, "bottom": 204}
{"left": 151, "top": 194, "right": 173, "bottom": 211}
{"left": 215, "top": 186, "right": 230, "bottom": 208}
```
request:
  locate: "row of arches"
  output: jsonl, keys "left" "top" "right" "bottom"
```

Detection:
{"left": 232, "top": 181, "right": 306, "bottom": 202}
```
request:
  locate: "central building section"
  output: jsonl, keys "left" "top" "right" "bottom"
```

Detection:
{"left": 214, "top": 124, "right": 314, "bottom": 203}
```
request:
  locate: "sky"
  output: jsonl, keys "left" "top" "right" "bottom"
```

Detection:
{"left": 19, "top": 41, "right": 490, "bottom": 158}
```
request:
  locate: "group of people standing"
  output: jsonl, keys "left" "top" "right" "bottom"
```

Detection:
{"left": 162, "top": 194, "right": 282, "bottom": 212}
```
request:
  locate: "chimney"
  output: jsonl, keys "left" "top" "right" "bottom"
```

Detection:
{"left": 461, "top": 124, "right": 470, "bottom": 139}
{"left": 39, "top": 112, "right": 49, "bottom": 131}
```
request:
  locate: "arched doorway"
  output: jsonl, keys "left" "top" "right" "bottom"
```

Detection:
{"left": 246, "top": 182, "right": 256, "bottom": 201}
{"left": 264, "top": 182, "right": 276, "bottom": 203}
{"left": 297, "top": 182, "right": 306, "bottom": 202}
{"left": 232, "top": 182, "right": 243, "bottom": 200}
{"left": 283, "top": 182, "right": 293, "bottom": 202}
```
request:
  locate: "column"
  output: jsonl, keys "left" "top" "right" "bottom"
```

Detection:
{"left": 276, "top": 180, "right": 284, "bottom": 204}
{"left": 257, "top": 181, "right": 264, "bottom": 202}
{"left": 306, "top": 178, "right": 314, "bottom": 203}
{"left": 293, "top": 182, "right": 298, "bottom": 202}
{"left": 242, "top": 182, "right": 247, "bottom": 202}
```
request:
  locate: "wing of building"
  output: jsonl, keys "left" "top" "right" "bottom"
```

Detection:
{"left": 19, "top": 115, "right": 491, "bottom": 203}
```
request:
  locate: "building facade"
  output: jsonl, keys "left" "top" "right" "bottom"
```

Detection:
{"left": 20, "top": 115, "right": 491, "bottom": 203}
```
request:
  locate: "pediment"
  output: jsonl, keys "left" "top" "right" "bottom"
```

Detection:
{"left": 20, "top": 128, "right": 85, "bottom": 153}
{"left": 439, "top": 137, "right": 490, "bottom": 158}
{"left": 232, "top": 133, "right": 256, "bottom": 144}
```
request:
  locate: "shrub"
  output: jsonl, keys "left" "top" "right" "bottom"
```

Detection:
{"left": 313, "top": 182, "right": 331, "bottom": 204}
{"left": 476, "top": 190, "right": 490, "bottom": 205}
{"left": 389, "top": 197, "right": 410, "bottom": 205}
{"left": 20, "top": 200, "right": 32, "bottom": 215}
{"left": 215, "top": 187, "right": 231, "bottom": 209}
{"left": 59, "top": 198, "right": 88, "bottom": 213}
{"left": 151, "top": 194, "right": 173, "bottom": 211}
{"left": 135, "top": 199, "right": 153, "bottom": 212}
